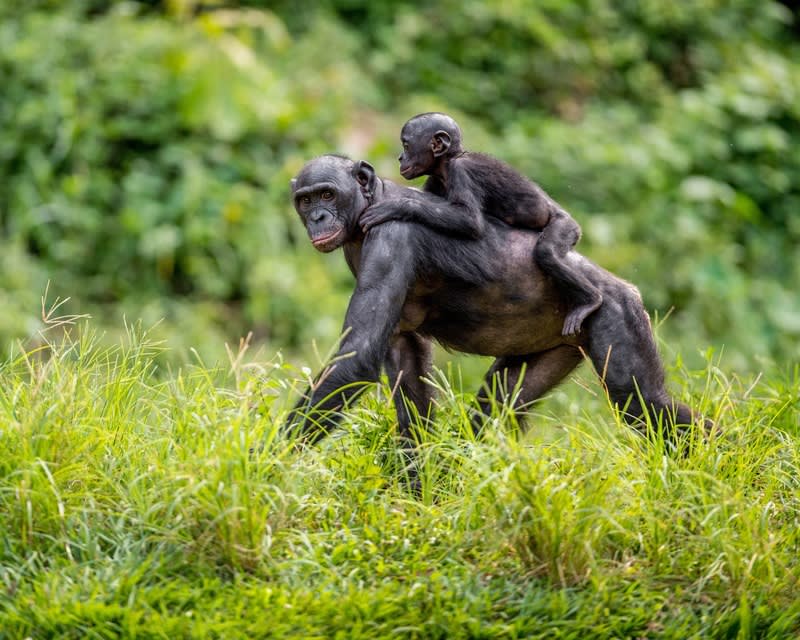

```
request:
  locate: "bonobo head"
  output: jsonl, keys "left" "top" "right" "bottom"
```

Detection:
{"left": 398, "top": 112, "right": 464, "bottom": 180}
{"left": 291, "top": 155, "right": 377, "bottom": 252}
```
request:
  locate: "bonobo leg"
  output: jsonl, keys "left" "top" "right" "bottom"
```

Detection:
{"left": 384, "top": 332, "right": 434, "bottom": 490}
{"left": 585, "top": 284, "right": 711, "bottom": 441}
{"left": 473, "top": 345, "right": 584, "bottom": 437}
{"left": 534, "top": 211, "right": 603, "bottom": 336}
{"left": 384, "top": 332, "right": 435, "bottom": 441}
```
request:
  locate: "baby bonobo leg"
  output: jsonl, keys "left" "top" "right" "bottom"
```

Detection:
{"left": 534, "top": 211, "right": 603, "bottom": 335}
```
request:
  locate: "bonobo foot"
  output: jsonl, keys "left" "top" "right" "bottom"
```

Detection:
{"left": 397, "top": 444, "right": 423, "bottom": 497}
{"left": 561, "top": 294, "right": 603, "bottom": 336}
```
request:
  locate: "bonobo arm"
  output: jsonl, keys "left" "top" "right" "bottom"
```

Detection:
{"left": 360, "top": 162, "right": 486, "bottom": 239}
{"left": 285, "top": 223, "right": 417, "bottom": 442}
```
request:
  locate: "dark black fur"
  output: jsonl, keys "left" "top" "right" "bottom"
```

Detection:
{"left": 359, "top": 112, "right": 604, "bottom": 336}
{"left": 287, "top": 155, "right": 710, "bottom": 450}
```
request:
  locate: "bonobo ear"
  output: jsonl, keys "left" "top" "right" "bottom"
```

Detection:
{"left": 353, "top": 160, "right": 376, "bottom": 195}
{"left": 290, "top": 178, "right": 298, "bottom": 193}
{"left": 431, "top": 130, "right": 452, "bottom": 157}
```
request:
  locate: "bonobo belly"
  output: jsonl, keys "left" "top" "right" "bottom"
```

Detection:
{"left": 404, "top": 282, "right": 577, "bottom": 356}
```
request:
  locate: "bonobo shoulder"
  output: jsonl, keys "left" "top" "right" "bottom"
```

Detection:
{"left": 458, "top": 151, "right": 504, "bottom": 168}
{"left": 359, "top": 221, "right": 417, "bottom": 284}
{"left": 364, "top": 216, "right": 422, "bottom": 265}
{"left": 441, "top": 151, "right": 502, "bottom": 186}
{"left": 365, "top": 218, "right": 415, "bottom": 245}
{"left": 452, "top": 151, "right": 510, "bottom": 181}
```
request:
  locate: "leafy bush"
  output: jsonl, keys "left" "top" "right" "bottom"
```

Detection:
{"left": 0, "top": 4, "right": 362, "bottom": 348}
{"left": 496, "top": 46, "right": 800, "bottom": 368}
{"left": 0, "top": 0, "right": 798, "bottom": 370}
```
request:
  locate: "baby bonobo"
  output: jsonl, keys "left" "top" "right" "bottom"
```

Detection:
{"left": 359, "top": 112, "right": 603, "bottom": 335}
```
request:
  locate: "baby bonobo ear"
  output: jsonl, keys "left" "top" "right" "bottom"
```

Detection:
{"left": 353, "top": 160, "right": 376, "bottom": 196}
{"left": 431, "top": 130, "right": 452, "bottom": 157}
{"left": 290, "top": 178, "right": 298, "bottom": 193}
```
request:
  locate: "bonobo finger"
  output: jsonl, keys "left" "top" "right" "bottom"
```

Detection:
{"left": 361, "top": 211, "right": 389, "bottom": 231}
{"left": 360, "top": 213, "right": 376, "bottom": 231}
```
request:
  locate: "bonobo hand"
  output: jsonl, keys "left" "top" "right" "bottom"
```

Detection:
{"left": 360, "top": 200, "right": 414, "bottom": 232}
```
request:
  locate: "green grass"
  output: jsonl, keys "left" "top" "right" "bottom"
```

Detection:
{"left": 0, "top": 320, "right": 798, "bottom": 639}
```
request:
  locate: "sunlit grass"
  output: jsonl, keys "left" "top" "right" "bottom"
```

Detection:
{"left": 0, "top": 320, "right": 798, "bottom": 638}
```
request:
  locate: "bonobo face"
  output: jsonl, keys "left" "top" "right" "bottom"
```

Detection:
{"left": 291, "top": 155, "right": 373, "bottom": 253}
{"left": 398, "top": 119, "right": 435, "bottom": 180}
{"left": 398, "top": 113, "right": 461, "bottom": 180}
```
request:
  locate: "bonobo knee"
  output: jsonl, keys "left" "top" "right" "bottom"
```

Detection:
{"left": 547, "top": 211, "right": 581, "bottom": 243}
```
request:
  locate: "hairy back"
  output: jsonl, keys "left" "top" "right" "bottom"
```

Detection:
{"left": 456, "top": 152, "right": 553, "bottom": 228}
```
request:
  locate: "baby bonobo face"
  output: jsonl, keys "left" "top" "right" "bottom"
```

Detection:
{"left": 398, "top": 119, "right": 434, "bottom": 180}
{"left": 398, "top": 112, "right": 462, "bottom": 180}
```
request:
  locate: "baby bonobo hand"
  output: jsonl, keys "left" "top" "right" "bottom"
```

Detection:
{"left": 360, "top": 200, "right": 414, "bottom": 232}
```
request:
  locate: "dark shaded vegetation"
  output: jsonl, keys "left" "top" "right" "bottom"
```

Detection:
{"left": 0, "top": 0, "right": 798, "bottom": 369}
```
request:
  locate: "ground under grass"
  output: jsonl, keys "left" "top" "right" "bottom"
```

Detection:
{"left": 0, "top": 324, "right": 798, "bottom": 639}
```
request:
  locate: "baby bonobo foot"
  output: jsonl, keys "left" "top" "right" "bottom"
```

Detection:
{"left": 561, "top": 295, "right": 603, "bottom": 336}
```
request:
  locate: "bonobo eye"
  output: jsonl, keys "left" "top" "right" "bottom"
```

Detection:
{"left": 321, "top": 190, "right": 334, "bottom": 201}
{"left": 300, "top": 195, "right": 311, "bottom": 207}
{"left": 403, "top": 143, "right": 409, "bottom": 151}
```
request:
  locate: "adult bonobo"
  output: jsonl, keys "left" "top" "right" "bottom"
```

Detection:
{"left": 288, "top": 154, "right": 708, "bottom": 446}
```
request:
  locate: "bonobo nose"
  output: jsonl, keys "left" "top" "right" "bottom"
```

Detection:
{"left": 309, "top": 208, "right": 329, "bottom": 223}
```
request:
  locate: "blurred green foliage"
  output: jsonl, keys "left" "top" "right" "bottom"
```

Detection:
{"left": 0, "top": 0, "right": 798, "bottom": 370}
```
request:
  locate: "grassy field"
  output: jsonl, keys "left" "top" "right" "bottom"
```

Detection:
{"left": 0, "top": 316, "right": 798, "bottom": 639}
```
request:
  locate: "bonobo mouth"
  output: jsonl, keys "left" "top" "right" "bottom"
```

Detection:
{"left": 399, "top": 165, "right": 417, "bottom": 179}
{"left": 311, "top": 228, "right": 343, "bottom": 252}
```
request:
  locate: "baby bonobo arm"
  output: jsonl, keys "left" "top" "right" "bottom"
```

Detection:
{"left": 359, "top": 160, "right": 486, "bottom": 239}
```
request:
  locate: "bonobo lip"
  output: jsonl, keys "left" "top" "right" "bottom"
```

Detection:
{"left": 311, "top": 228, "right": 343, "bottom": 252}
{"left": 399, "top": 165, "right": 417, "bottom": 179}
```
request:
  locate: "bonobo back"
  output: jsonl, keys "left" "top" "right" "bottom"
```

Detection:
{"left": 453, "top": 152, "right": 554, "bottom": 230}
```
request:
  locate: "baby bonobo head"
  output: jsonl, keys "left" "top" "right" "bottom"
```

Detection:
{"left": 399, "top": 112, "right": 464, "bottom": 180}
